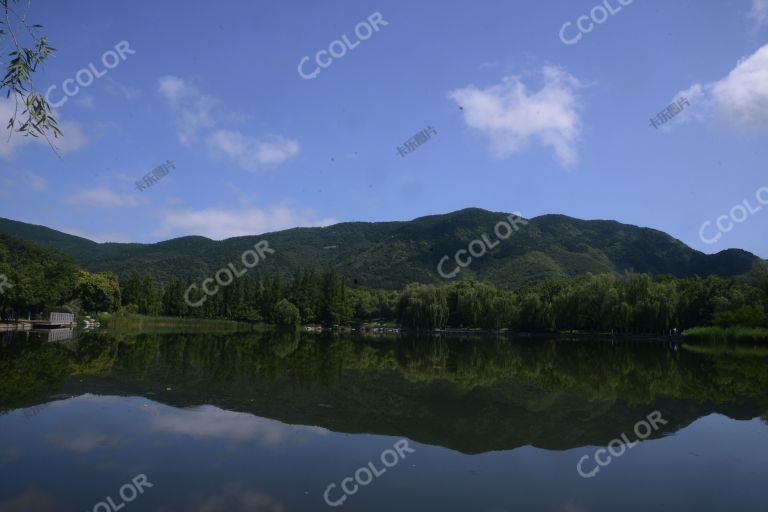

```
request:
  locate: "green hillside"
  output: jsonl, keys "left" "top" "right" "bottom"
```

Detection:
{"left": 0, "top": 208, "right": 759, "bottom": 289}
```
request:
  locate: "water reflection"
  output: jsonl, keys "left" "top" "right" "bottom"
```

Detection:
{"left": 1, "top": 329, "right": 768, "bottom": 511}
{"left": 2, "top": 329, "right": 767, "bottom": 453}
{"left": 148, "top": 404, "right": 329, "bottom": 445}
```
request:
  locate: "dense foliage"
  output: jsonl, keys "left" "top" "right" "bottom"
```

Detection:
{"left": 109, "top": 265, "right": 768, "bottom": 334}
{"left": 2, "top": 233, "right": 766, "bottom": 333}
{"left": 116, "top": 268, "right": 392, "bottom": 327}
{"left": 0, "top": 234, "right": 77, "bottom": 316}
{"left": 398, "top": 269, "right": 768, "bottom": 332}
{"left": 0, "top": 235, "right": 121, "bottom": 318}
{"left": 73, "top": 271, "right": 121, "bottom": 312}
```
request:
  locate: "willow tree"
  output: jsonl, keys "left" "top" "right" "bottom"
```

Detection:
{"left": 398, "top": 283, "right": 448, "bottom": 330}
{"left": 1, "top": 0, "right": 60, "bottom": 146}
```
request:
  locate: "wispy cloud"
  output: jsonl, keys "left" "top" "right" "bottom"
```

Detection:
{"left": 676, "top": 43, "right": 768, "bottom": 130}
{"left": 23, "top": 171, "right": 47, "bottom": 191}
{"left": 103, "top": 76, "right": 141, "bottom": 101}
{"left": 158, "top": 75, "right": 219, "bottom": 145}
{"left": 154, "top": 205, "right": 337, "bottom": 240}
{"left": 449, "top": 66, "right": 583, "bottom": 168}
{"left": 479, "top": 61, "right": 499, "bottom": 69}
{"left": 76, "top": 95, "right": 95, "bottom": 109}
{"left": 0, "top": 98, "right": 88, "bottom": 159}
{"left": 749, "top": 0, "right": 768, "bottom": 28}
{"left": 66, "top": 186, "right": 144, "bottom": 208}
{"left": 207, "top": 131, "right": 300, "bottom": 172}
{"left": 157, "top": 76, "right": 300, "bottom": 171}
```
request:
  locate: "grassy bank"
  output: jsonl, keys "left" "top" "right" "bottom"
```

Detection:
{"left": 96, "top": 312, "right": 259, "bottom": 334}
{"left": 683, "top": 326, "right": 768, "bottom": 342}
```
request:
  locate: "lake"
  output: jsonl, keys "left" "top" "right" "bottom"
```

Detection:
{"left": 1, "top": 329, "right": 767, "bottom": 511}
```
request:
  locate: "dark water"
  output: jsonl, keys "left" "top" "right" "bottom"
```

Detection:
{"left": 1, "top": 329, "right": 767, "bottom": 511}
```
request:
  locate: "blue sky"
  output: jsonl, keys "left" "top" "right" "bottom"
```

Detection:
{"left": 1, "top": 0, "right": 767, "bottom": 257}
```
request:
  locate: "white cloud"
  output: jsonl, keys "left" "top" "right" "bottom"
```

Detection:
{"left": 207, "top": 130, "right": 300, "bottom": 172}
{"left": 449, "top": 66, "right": 583, "bottom": 168}
{"left": 0, "top": 97, "right": 88, "bottom": 158}
{"left": 66, "top": 186, "right": 143, "bottom": 208}
{"left": 158, "top": 75, "right": 219, "bottom": 145}
{"left": 677, "top": 44, "right": 768, "bottom": 130}
{"left": 749, "top": 0, "right": 768, "bottom": 27}
{"left": 154, "top": 205, "right": 337, "bottom": 240}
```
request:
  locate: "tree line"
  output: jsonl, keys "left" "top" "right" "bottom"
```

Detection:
{"left": 398, "top": 269, "right": 768, "bottom": 332}
{"left": 2, "top": 234, "right": 767, "bottom": 333}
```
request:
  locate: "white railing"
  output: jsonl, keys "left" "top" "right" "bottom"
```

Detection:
{"left": 49, "top": 312, "right": 74, "bottom": 324}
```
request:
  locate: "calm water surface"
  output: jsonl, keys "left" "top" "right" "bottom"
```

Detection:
{"left": 1, "top": 329, "right": 767, "bottom": 511}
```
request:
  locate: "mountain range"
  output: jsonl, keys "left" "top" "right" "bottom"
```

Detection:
{"left": 0, "top": 208, "right": 760, "bottom": 289}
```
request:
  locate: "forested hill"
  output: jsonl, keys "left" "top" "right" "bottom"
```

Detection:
{"left": 0, "top": 208, "right": 759, "bottom": 289}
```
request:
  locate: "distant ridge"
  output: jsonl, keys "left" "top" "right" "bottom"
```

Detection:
{"left": 0, "top": 208, "right": 759, "bottom": 289}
